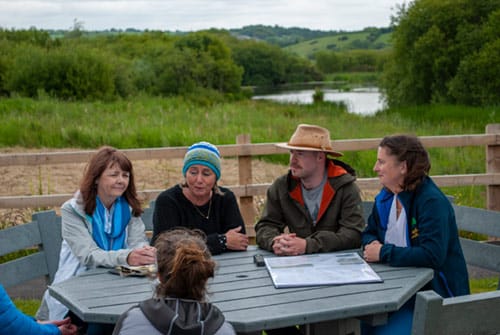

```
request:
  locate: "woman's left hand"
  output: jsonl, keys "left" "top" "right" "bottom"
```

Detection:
{"left": 363, "top": 240, "right": 382, "bottom": 262}
{"left": 127, "top": 245, "right": 157, "bottom": 265}
{"left": 225, "top": 226, "right": 249, "bottom": 251}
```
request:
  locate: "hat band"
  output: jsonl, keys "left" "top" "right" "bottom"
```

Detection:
{"left": 288, "top": 142, "right": 334, "bottom": 151}
{"left": 183, "top": 160, "right": 221, "bottom": 180}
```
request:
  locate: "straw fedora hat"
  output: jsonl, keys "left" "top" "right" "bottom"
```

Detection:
{"left": 276, "top": 124, "right": 342, "bottom": 157}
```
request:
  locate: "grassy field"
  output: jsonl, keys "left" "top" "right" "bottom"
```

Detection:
{"left": 1, "top": 96, "right": 497, "bottom": 206}
{"left": 284, "top": 30, "right": 392, "bottom": 57}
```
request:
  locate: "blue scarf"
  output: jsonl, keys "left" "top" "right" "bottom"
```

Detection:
{"left": 90, "top": 196, "right": 131, "bottom": 250}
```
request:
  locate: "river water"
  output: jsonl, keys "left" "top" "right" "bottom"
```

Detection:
{"left": 252, "top": 87, "right": 386, "bottom": 115}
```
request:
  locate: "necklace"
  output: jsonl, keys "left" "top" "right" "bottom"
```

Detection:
{"left": 192, "top": 198, "right": 212, "bottom": 220}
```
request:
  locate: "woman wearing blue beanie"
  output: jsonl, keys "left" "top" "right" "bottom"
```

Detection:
{"left": 152, "top": 141, "right": 248, "bottom": 254}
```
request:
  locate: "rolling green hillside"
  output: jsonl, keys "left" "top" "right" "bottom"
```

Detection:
{"left": 284, "top": 29, "right": 392, "bottom": 59}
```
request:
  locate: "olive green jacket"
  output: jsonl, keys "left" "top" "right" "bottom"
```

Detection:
{"left": 255, "top": 160, "right": 364, "bottom": 254}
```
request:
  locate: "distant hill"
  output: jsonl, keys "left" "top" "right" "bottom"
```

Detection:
{"left": 229, "top": 25, "right": 392, "bottom": 59}
{"left": 45, "top": 24, "right": 392, "bottom": 59}
{"left": 284, "top": 28, "right": 392, "bottom": 59}
{"left": 228, "top": 25, "right": 334, "bottom": 47}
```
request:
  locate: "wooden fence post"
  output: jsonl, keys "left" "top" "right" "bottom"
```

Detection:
{"left": 486, "top": 124, "right": 500, "bottom": 211}
{"left": 237, "top": 134, "right": 257, "bottom": 243}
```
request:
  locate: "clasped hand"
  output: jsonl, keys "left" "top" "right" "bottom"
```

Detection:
{"left": 272, "top": 233, "right": 306, "bottom": 256}
{"left": 363, "top": 240, "right": 382, "bottom": 263}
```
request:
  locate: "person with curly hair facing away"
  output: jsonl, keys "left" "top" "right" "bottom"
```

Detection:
{"left": 113, "top": 228, "right": 236, "bottom": 335}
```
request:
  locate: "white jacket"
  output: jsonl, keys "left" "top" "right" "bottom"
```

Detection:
{"left": 37, "top": 192, "right": 149, "bottom": 320}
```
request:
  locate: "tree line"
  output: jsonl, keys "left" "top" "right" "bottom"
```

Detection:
{"left": 0, "top": 29, "right": 322, "bottom": 101}
{"left": 381, "top": 0, "right": 500, "bottom": 106}
{"left": 1, "top": 0, "right": 499, "bottom": 108}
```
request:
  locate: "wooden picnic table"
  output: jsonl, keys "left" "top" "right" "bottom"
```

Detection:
{"left": 49, "top": 246, "right": 433, "bottom": 335}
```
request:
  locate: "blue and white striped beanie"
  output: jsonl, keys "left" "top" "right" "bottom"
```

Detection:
{"left": 182, "top": 141, "right": 221, "bottom": 180}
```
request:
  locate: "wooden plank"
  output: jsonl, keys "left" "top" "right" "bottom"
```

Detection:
{"left": 0, "top": 221, "right": 41, "bottom": 255}
{"left": 35, "top": 211, "right": 62, "bottom": 283}
{"left": 0, "top": 194, "right": 73, "bottom": 209}
{"left": 412, "top": 290, "right": 500, "bottom": 335}
{"left": 486, "top": 124, "right": 500, "bottom": 211}
{"left": 454, "top": 205, "right": 500, "bottom": 237}
{"left": 141, "top": 201, "right": 155, "bottom": 232}
{"left": 0, "top": 133, "right": 497, "bottom": 167}
{"left": 0, "top": 253, "right": 48, "bottom": 288}
{"left": 237, "top": 134, "right": 257, "bottom": 240}
{"left": 2, "top": 173, "right": 500, "bottom": 209}
{"left": 459, "top": 239, "right": 500, "bottom": 273}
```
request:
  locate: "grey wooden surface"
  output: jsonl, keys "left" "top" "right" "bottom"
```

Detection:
{"left": 0, "top": 210, "right": 61, "bottom": 288}
{"left": 49, "top": 246, "right": 433, "bottom": 334}
{"left": 412, "top": 289, "right": 500, "bottom": 335}
{"left": 453, "top": 204, "right": 500, "bottom": 274}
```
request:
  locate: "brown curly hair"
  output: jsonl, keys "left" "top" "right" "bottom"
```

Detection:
{"left": 379, "top": 134, "right": 431, "bottom": 192}
{"left": 154, "top": 228, "right": 215, "bottom": 301}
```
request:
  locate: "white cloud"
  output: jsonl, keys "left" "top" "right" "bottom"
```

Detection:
{"left": 0, "top": 0, "right": 403, "bottom": 31}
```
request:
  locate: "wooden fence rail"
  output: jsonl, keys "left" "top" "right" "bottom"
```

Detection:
{"left": 1, "top": 124, "right": 500, "bottom": 232}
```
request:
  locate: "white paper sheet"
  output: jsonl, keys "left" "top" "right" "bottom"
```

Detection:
{"left": 264, "top": 251, "right": 383, "bottom": 288}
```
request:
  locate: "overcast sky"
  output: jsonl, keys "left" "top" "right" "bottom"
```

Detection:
{"left": 0, "top": 0, "right": 406, "bottom": 32}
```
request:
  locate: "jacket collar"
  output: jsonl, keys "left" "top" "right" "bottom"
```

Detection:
{"left": 288, "top": 160, "right": 348, "bottom": 222}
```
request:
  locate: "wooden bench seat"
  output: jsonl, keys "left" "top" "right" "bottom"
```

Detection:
{"left": 0, "top": 211, "right": 62, "bottom": 289}
{"left": 412, "top": 289, "right": 500, "bottom": 334}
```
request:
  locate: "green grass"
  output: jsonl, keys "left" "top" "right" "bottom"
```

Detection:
{"left": 1, "top": 96, "right": 498, "bottom": 209}
{"left": 284, "top": 31, "right": 392, "bottom": 57}
{"left": 13, "top": 298, "right": 41, "bottom": 317}
{"left": 470, "top": 277, "right": 499, "bottom": 294}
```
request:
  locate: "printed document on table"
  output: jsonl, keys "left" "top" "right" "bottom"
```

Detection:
{"left": 264, "top": 252, "right": 383, "bottom": 288}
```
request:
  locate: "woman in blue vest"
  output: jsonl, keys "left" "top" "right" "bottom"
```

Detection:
{"left": 362, "top": 134, "right": 469, "bottom": 334}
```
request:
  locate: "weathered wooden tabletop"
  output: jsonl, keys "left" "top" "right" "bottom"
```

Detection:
{"left": 49, "top": 246, "right": 433, "bottom": 334}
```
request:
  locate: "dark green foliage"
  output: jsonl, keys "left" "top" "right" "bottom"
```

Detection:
{"left": 315, "top": 50, "right": 390, "bottom": 74}
{"left": 172, "top": 33, "right": 243, "bottom": 94}
{"left": 312, "top": 87, "right": 324, "bottom": 103}
{"left": 448, "top": 11, "right": 500, "bottom": 105}
{"left": 231, "top": 40, "right": 287, "bottom": 86}
{"left": 381, "top": 0, "right": 500, "bottom": 107}
{"left": 230, "top": 25, "right": 333, "bottom": 47}
{"left": 0, "top": 26, "right": 393, "bottom": 101}
{"left": 231, "top": 39, "right": 321, "bottom": 86}
{"left": 0, "top": 27, "right": 53, "bottom": 47}
{"left": 5, "top": 44, "right": 116, "bottom": 100}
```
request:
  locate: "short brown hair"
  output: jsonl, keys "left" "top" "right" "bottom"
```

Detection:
{"left": 379, "top": 135, "right": 430, "bottom": 191}
{"left": 79, "top": 146, "right": 142, "bottom": 216}
{"left": 154, "top": 228, "right": 215, "bottom": 301}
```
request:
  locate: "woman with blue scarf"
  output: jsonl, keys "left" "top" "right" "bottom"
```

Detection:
{"left": 37, "top": 146, "right": 156, "bottom": 335}
{"left": 361, "top": 135, "right": 469, "bottom": 335}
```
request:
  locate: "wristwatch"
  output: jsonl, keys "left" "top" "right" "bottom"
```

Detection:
{"left": 218, "top": 234, "right": 227, "bottom": 251}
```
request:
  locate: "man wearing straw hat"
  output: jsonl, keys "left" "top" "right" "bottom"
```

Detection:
{"left": 255, "top": 124, "right": 365, "bottom": 256}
